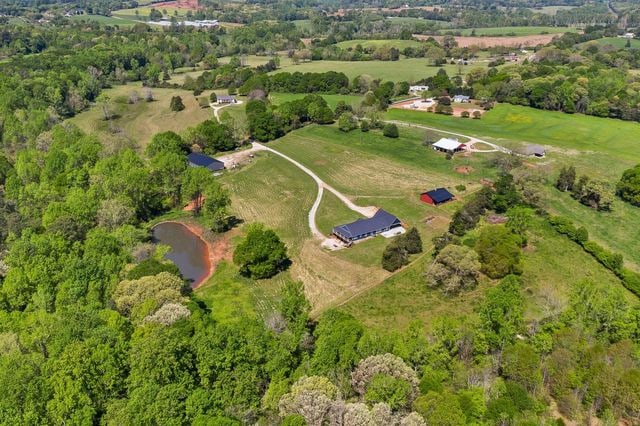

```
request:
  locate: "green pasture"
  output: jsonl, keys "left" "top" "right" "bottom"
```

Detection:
{"left": 590, "top": 37, "right": 640, "bottom": 49}
{"left": 386, "top": 105, "right": 640, "bottom": 179}
{"left": 269, "top": 57, "right": 490, "bottom": 82}
{"left": 336, "top": 39, "right": 425, "bottom": 49}
{"left": 269, "top": 92, "right": 363, "bottom": 109}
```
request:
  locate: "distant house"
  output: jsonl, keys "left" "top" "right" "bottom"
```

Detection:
{"left": 432, "top": 138, "right": 466, "bottom": 154}
{"left": 217, "top": 96, "right": 237, "bottom": 104}
{"left": 333, "top": 209, "right": 402, "bottom": 243}
{"left": 409, "top": 85, "right": 429, "bottom": 95}
{"left": 420, "top": 188, "right": 455, "bottom": 205}
{"left": 187, "top": 152, "right": 225, "bottom": 171}
{"left": 521, "top": 144, "right": 546, "bottom": 158}
{"left": 453, "top": 95, "right": 471, "bottom": 103}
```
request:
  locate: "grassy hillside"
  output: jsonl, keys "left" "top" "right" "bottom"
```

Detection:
{"left": 336, "top": 39, "right": 425, "bottom": 49}
{"left": 386, "top": 105, "right": 640, "bottom": 178}
{"left": 386, "top": 104, "right": 640, "bottom": 271}
{"left": 68, "top": 83, "right": 216, "bottom": 150}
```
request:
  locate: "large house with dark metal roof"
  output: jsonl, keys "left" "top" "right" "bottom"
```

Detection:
{"left": 332, "top": 209, "right": 402, "bottom": 243}
{"left": 421, "top": 188, "right": 455, "bottom": 205}
{"left": 187, "top": 152, "right": 225, "bottom": 172}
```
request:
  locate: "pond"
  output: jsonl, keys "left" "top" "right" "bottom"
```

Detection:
{"left": 152, "top": 221, "right": 210, "bottom": 287}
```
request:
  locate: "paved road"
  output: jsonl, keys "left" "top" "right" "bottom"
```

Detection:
{"left": 254, "top": 143, "right": 377, "bottom": 240}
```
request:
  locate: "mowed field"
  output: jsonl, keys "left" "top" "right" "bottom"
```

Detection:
{"left": 68, "top": 83, "right": 215, "bottom": 150}
{"left": 268, "top": 57, "right": 492, "bottom": 82}
{"left": 589, "top": 37, "right": 640, "bottom": 49}
{"left": 386, "top": 105, "right": 640, "bottom": 270}
{"left": 417, "top": 33, "right": 560, "bottom": 48}
{"left": 444, "top": 26, "right": 578, "bottom": 36}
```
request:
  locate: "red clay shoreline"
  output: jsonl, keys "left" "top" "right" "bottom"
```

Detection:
{"left": 152, "top": 220, "right": 217, "bottom": 289}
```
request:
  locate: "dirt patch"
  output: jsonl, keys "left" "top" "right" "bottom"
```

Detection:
{"left": 480, "top": 178, "right": 494, "bottom": 188}
{"left": 415, "top": 34, "right": 557, "bottom": 48}
{"left": 151, "top": 0, "right": 201, "bottom": 10}
{"left": 455, "top": 166, "right": 474, "bottom": 174}
{"left": 313, "top": 159, "right": 327, "bottom": 166}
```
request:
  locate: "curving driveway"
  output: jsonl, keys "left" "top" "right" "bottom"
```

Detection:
{"left": 254, "top": 143, "right": 377, "bottom": 241}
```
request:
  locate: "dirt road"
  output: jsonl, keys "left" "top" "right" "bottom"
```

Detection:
{"left": 255, "top": 143, "right": 377, "bottom": 240}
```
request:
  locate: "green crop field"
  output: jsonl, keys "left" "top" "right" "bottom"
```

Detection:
{"left": 336, "top": 39, "right": 425, "bottom": 49}
{"left": 444, "top": 26, "right": 578, "bottom": 36}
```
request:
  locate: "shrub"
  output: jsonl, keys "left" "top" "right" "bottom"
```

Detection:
{"left": 360, "top": 120, "right": 370, "bottom": 132}
{"left": 169, "top": 95, "right": 185, "bottom": 112}
{"left": 461, "top": 111, "right": 470, "bottom": 118}
{"left": 475, "top": 225, "right": 523, "bottom": 279}
{"left": 209, "top": 92, "right": 218, "bottom": 103}
{"left": 616, "top": 164, "right": 640, "bottom": 206}
{"left": 233, "top": 223, "right": 289, "bottom": 279}
{"left": 427, "top": 244, "right": 481, "bottom": 294}
{"left": 382, "top": 241, "right": 408, "bottom": 272}
{"left": 472, "top": 110, "right": 481, "bottom": 119}
{"left": 338, "top": 112, "right": 358, "bottom": 132}
{"left": 383, "top": 123, "right": 399, "bottom": 138}
{"left": 455, "top": 184, "right": 466, "bottom": 192}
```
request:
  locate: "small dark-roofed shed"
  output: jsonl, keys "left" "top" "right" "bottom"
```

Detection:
{"left": 333, "top": 209, "right": 402, "bottom": 243}
{"left": 421, "top": 188, "right": 455, "bottom": 205}
{"left": 187, "top": 152, "right": 225, "bottom": 171}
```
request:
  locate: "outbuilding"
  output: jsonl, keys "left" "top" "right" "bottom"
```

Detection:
{"left": 453, "top": 95, "right": 470, "bottom": 103}
{"left": 333, "top": 209, "right": 403, "bottom": 243}
{"left": 432, "top": 138, "right": 466, "bottom": 154}
{"left": 217, "top": 95, "right": 237, "bottom": 104}
{"left": 187, "top": 152, "right": 225, "bottom": 171}
{"left": 420, "top": 188, "right": 455, "bottom": 205}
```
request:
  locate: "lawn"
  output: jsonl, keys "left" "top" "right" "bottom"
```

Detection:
{"left": 336, "top": 39, "right": 425, "bottom": 50}
{"left": 68, "top": 83, "right": 215, "bottom": 150}
{"left": 444, "top": 26, "right": 578, "bottom": 36}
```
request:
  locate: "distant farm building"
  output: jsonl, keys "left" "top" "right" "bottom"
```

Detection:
{"left": 217, "top": 95, "right": 237, "bottom": 104}
{"left": 333, "top": 209, "right": 402, "bottom": 243}
{"left": 409, "top": 85, "right": 429, "bottom": 95}
{"left": 432, "top": 138, "right": 466, "bottom": 154}
{"left": 521, "top": 144, "right": 546, "bottom": 158}
{"left": 420, "top": 188, "right": 455, "bottom": 205}
{"left": 187, "top": 152, "right": 225, "bottom": 171}
{"left": 453, "top": 95, "right": 471, "bottom": 103}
